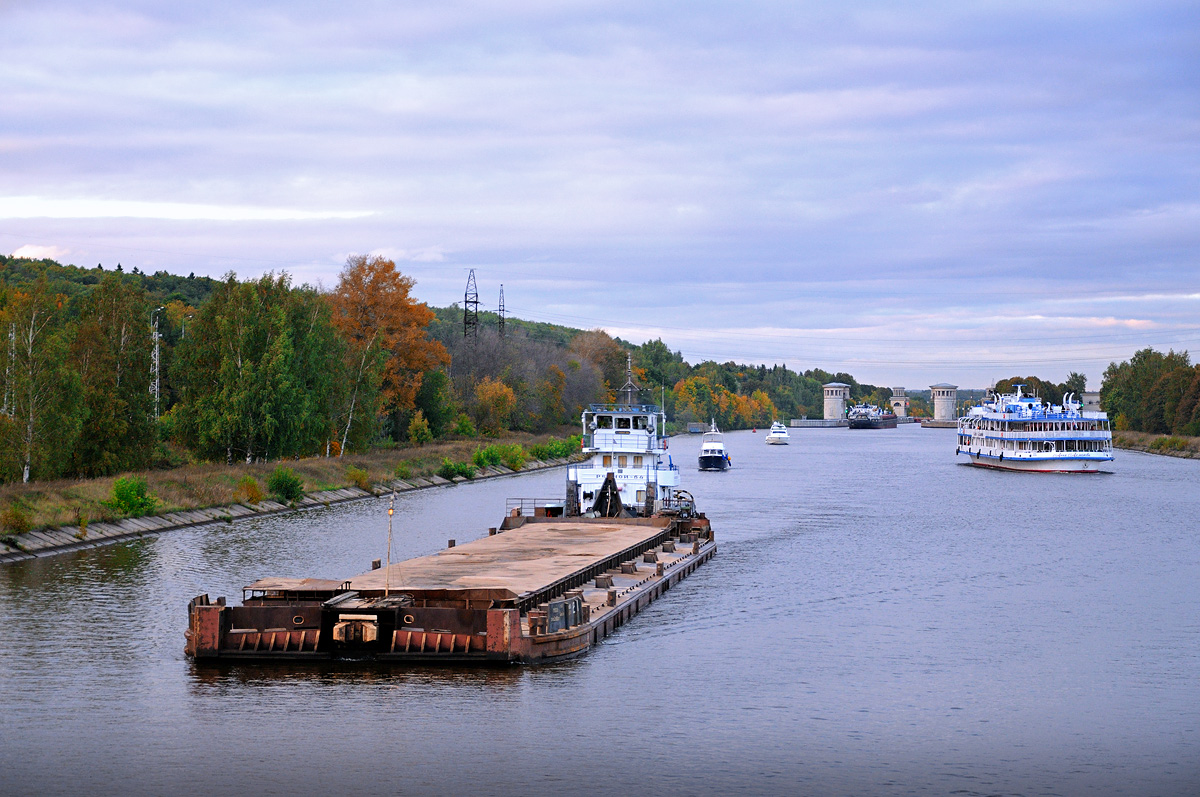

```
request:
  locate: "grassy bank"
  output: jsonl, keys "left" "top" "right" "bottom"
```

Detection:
{"left": 0, "top": 430, "right": 579, "bottom": 534}
{"left": 1113, "top": 431, "right": 1200, "bottom": 459}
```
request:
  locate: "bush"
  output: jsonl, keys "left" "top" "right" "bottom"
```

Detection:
{"left": 347, "top": 466, "right": 371, "bottom": 491}
{"left": 472, "top": 443, "right": 526, "bottom": 471}
{"left": 453, "top": 413, "right": 476, "bottom": 437}
{"left": 437, "top": 458, "right": 477, "bottom": 480}
{"left": 233, "top": 475, "right": 264, "bottom": 504}
{"left": 395, "top": 462, "right": 412, "bottom": 480}
{"left": 407, "top": 411, "right": 434, "bottom": 445}
{"left": 267, "top": 466, "right": 305, "bottom": 503}
{"left": 1150, "top": 436, "right": 1188, "bottom": 452}
{"left": 107, "top": 476, "right": 159, "bottom": 517}
{"left": 1, "top": 506, "right": 32, "bottom": 534}
{"left": 528, "top": 435, "right": 582, "bottom": 461}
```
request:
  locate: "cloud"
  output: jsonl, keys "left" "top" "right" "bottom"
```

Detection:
{"left": 10, "top": 244, "right": 70, "bottom": 260}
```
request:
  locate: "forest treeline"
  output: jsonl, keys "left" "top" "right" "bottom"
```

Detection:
{"left": 1101, "top": 348, "right": 1200, "bottom": 436}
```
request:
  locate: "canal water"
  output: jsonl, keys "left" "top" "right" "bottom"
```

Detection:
{"left": 2, "top": 426, "right": 1199, "bottom": 796}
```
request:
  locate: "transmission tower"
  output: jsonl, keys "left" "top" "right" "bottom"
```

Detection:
{"left": 498, "top": 284, "right": 506, "bottom": 338}
{"left": 463, "top": 270, "right": 479, "bottom": 341}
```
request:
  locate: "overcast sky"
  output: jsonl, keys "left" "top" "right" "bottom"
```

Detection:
{"left": 3, "top": 1, "right": 1198, "bottom": 388}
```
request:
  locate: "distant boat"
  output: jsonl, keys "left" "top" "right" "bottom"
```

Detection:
{"left": 765, "top": 421, "right": 790, "bottom": 445}
{"left": 847, "top": 404, "right": 898, "bottom": 429}
{"left": 957, "top": 385, "right": 1113, "bottom": 473}
{"left": 698, "top": 420, "right": 731, "bottom": 471}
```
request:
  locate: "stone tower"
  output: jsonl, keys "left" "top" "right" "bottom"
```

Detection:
{"left": 890, "top": 387, "right": 909, "bottom": 417}
{"left": 823, "top": 382, "right": 850, "bottom": 419}
{"left": 930, "top": 383, "right": 958, "bottom": 421}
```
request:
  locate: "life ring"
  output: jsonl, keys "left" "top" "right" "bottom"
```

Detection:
{"left": 403, "top": 614, "right": 416, "bottom": 625}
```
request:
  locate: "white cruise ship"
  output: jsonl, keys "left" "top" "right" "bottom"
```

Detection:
{"left": 565, "top": 358, "right": 682, "bottom": 516}
{"left": 956, "top": 385, "right": 1113, "bottom": 473}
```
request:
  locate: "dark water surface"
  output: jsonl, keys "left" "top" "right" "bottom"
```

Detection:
{"left": 3, "top": 426, "right": 1199, "bottom": 796}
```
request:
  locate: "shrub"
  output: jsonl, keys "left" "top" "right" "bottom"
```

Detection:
{"left": 395, "top": 462, "right": 413, "bottom": 480}
{"left": 453, "top": 413, "right": 476, "bottom": 437}
{"left": 496, "top": 443, "right": 526, "bottom": 471}
{"left": 1, "top": 506, "right": 33, "bottom": 534}
{"left": 438, "top": 459, "right": 477, "bottom": 480}
{"left": 407, "top": 411, "right": 434, "bottom": 445}
{"left": 347, "top": 466, "right": 371, "bottom": 491}
{"left": 528, "top": 435, "right": 582, "bottom": 461}
{"left": 106, "top": 476, "right": 159, "bottom": 517}
{"left": 1150, "top": 436, "right": 1188, "bottom": 452}
{"left": 233, "top": 475, "right": 265, "bottom": 504}
{"left": 267, "top": 466, "right": 305, "bottom": 503}
{"left": 473, "top": 445, "right": 502, "bottom": 469}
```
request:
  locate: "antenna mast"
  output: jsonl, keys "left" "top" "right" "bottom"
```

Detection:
{"left": 151, "top": 306, "right": 164, "bottom": 420}
{"left": 463, "top": 269, "right": 479, "bottom": 341}
{"left": 498, "top": 283, "right": 506, "bottom": 338}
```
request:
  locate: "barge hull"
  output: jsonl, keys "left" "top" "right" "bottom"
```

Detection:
{"left": 187, "top": 515, "right": 715, "bottom": 664}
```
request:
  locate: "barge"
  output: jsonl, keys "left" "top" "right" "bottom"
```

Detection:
{"left": 186, "top": 359, "right": 717, "bottom": 664}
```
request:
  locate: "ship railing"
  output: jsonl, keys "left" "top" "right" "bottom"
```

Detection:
{"left": 569, "top": 461, "right": 679, "bottom": 473}
{"left": 587, "top": 403, "right": 662, "bottom": 413}
{"left": 505, "top": 498, "right": 567, "bottom": 518}
{"left": 582, "top": 435, "right": 668, "bottom": 452}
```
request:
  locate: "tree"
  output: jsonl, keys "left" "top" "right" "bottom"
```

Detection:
{"left": 69, "top": 275, "right": 154, "bottom": 476}
{"left": 413, "top": 368, "right": 455, "bottom": 438}
{"left": 474, "top": 376, "right": 516, "bottom": 434}
{"left": 570, "top": 330, "right": 626, "bottom": 395}
{"left": 328, "top": 255, "right": 448, "bottom": 453}
{"left": 172, "top": 274, "right": 328, "bottom": 463}
{"left": 3, "top": 279, "right": 82, "bottom": 482}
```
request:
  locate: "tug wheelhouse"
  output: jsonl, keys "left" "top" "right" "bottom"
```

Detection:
{"left": 566, "top": 357, "right": 680, "bottom": 516}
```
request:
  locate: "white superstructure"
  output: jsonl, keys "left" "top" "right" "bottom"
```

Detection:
{"left": 956, "top": 385, "right": 1113, "bottom": 473}
{"left": 765, "top": 421, "right": 790, "bottom": 445}
{"left": 565, "top": 360, "right": 681, "bottom": 515}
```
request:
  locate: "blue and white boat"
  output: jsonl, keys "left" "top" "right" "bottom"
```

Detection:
{"left": 956, "top": 385, "right": 1113, "bottom": 473}
{"left": 698, "top": 420, "right": 731, "bottom": 471}
{"left": 565, "top": 357, "right": 682, "bottom": 515}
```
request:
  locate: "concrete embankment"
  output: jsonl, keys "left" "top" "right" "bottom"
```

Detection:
{"left": 0, "top": 458, "right": 577, "bottom": 565}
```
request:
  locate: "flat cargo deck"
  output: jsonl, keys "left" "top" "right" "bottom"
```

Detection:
{"left": 348, "top": 519, "right": 675, "bottom": 596}
{"left": 186, "top": 513, "right": 716, "bottom": 664}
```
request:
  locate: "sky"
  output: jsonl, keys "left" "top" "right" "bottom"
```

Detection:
{"left": 2, "top": 1, "right": 1199, "bottom": 388}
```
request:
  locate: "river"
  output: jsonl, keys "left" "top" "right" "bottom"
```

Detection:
{"left": 2, "top": 425, "right": 1198, "bottom": 796}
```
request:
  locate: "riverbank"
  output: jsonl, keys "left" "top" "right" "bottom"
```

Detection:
{"left": 1113, "top": 431, "right": 1200, "bottom": 459}
{"left": 0, "top": 432, "right": 581, "bottom": 564}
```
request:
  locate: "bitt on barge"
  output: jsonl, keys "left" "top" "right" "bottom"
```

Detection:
{"left": 186, "top": 359, "right": 716, "bottom": 664}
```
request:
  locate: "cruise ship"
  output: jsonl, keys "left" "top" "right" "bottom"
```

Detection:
{"left": 565, "top": 358, "right": 683, "bottom": 515}
{"left": 956, "top": 386, "right": 1113, "bottom": 473}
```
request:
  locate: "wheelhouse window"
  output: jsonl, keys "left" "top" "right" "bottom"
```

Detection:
{"left": 633, "top": 416, "right": 649, "bottom": 430}
{"left": 596, "top": 415, "right": 613, "bottom": 429}
{"left": 616, "top": 417, "right": 631, "bottom": 429}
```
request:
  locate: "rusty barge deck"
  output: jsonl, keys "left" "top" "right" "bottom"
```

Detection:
{"left": 186, "top": 513, "right": 715, "bottom": 663}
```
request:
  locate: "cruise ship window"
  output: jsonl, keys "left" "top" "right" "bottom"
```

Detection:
{"left": 633, "top": 455, "right": 643, "bottom": 467}
{"left": 602, "top": 455, "right": 612, "bottom": 467}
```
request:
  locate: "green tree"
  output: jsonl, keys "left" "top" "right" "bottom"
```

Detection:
{"left": 3, "top": 279, "right": 82, "bottom": 482}
{"left": 69, "top": 275, "right": 154, "bottom": 476}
